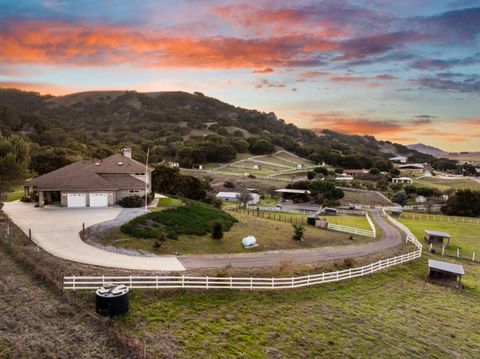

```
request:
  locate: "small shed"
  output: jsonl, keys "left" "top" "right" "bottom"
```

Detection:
{"left": 390, "top": 208, "right": 403, "bottom": 218}
{"left": 323, "top": 207, "right": 337, "bottom": 216}
{"left": 424, "top": 230, "right": 451, "bottom": 246}
{"left": 428, "top": 259, "right": 464, "bottom": 288}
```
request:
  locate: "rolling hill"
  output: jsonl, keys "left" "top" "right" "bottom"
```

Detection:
{"left": 0, "top": 88, "right": 433, "bottom": 175}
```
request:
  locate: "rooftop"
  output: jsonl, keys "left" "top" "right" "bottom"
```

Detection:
{"left": 216, "top": 192, "right": 240, "bottom": 198}
{"left": 428, "top": 259, "right": 464, "bottom": 275}
{"left": 275, "top": 189, "right": 311, "bottom": 194}
{"left": 425, "top": 230, "right": 451, "bottom": 238}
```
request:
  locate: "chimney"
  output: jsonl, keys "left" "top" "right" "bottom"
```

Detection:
{"left": 122, "top": 147, "right": 132, "bottom": 159}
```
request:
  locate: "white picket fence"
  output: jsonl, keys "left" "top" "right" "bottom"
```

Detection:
{"left": 63, "top": 212, "right": 421, "bottom": 291}
{"left": 326, "top": 223, "right": 375, "bottom": 238}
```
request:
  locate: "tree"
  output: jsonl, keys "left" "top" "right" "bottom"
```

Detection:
{"left": 211, "top": 221, "right": 224, "bottom": 239}
{"left": 307, "top": 171, "right": 316, "bottom": 180}
{"left": 238, "top": 192, "right": 253, "bottom": 208}
{"left": 392, "top": 190, "right": 408, "bottom": 206}
{"left": 441, "top": 190, "right": 480, "bottom": 217}
{"left": 292, "top": 223, "right": 304, "bottom": 242}
{"left": 0, "top": 134, "right": 30, "bottom": 204}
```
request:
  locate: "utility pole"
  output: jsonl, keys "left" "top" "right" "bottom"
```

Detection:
{"left": 145, "top": 148, "right": 150, "bottom": 211}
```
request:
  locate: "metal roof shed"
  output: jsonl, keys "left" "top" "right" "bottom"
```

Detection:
{"left": 424, "top": 230, "right": 451, "bottom": 246}
{"left": 428, "top": 260, "right": 464, "bottom": 288}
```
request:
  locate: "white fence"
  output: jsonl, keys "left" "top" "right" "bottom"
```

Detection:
{"left": 326, "top": 223, "right": 375, "bottom": 238}
{"left": 400, "top": 213, "right": 480, "bottom": 224}
{"left": 63, "top": 212, "right": 421, "bottom": 291}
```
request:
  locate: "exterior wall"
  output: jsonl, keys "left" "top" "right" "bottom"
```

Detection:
{"left": 131, "top": 171, "right": 152, "bottom": 191}
{"left": 217, "top": 196, "right": 240, "bottom": 203}
{"left": 116, "top": 189, "right": 146, "bottom": 202}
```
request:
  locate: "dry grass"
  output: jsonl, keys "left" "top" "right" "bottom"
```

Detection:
{"left": 94, "top": 212, "right": 372, "bottom": 255}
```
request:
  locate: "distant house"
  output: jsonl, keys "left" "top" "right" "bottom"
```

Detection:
{"left": 275, "top": 189, "right": 311, "bottom": 201}
{"left": 343, "top": 169, "right": 368, "bottom": 177}
{"left": 335, "top": 175, "right": 354, "bottom": 181}
{"left": 415, "top": 195, "right": 426, "bottom": 203}
{"left": 389, "top": 156, "right": 407, "bottom": 163}
{"left": 168, "top": 161, "right": 179, "bottom": 168}
{"left": 392, "top": 177, "right": 413, "bottom": 184}
{"left": 24, "top": 148, "right": 152, "bottom": 208}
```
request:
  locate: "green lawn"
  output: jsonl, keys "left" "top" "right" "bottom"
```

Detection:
{"left": 240, "top": 210, "right": 372, "bottom": 231}
{"left": 413, "top": 177, "right": 480, "bottom": 191}
{"left": 398, "top": 217, "right": 480, "bottom": 254}
{"left": 115, "top": 255, "right": 480, "bottom": 358}
{"left": 106, "top": 212, "right": 371, "bottom": 255}
{"left": 157, "top": 197, "right": 183, "bottom": 207}
{"left": 3, "top": 189, "right": 23, "bottom": 202}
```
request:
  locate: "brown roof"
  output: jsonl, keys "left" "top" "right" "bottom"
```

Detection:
{"left": 26, "top": 152, "right": 151, "bottom": 191}
{"left": 99, "top": 174, "right": 146, "bottom": 189}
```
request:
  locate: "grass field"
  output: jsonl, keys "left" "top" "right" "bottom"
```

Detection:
{"left": 398, "top": 217, "right": 480, "bottom": 254}
{"left": 3, "top": 188, "right": 23, "bottom": 202}
{"left": 246, "top": 210, "right": 373, "bottom": 231}
{"left": 0, "top": 246, "right": 129, "bottom": 357}
{"left": 115, "top": 254, "right": 480, "bottom": 358}
{"left": 106, "top": 212, "right": 372, "bottom": 255}
{"left": 413, "top": 177, "right": 480, "bottom": 191}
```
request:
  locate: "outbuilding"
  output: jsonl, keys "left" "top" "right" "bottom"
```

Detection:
{"left": 390, "top": 208, "right": 403, "bottom": 218}
{"left": 424, "top": 230, "right": 451, "bottom": 246}
{"left": 392, "top": 177, "right": 412, "bottom": 184}
{"left": 428, "top": 259, "right": 464, "bottom": 288}
{"left": 323, "top": 207, "right": 337, "bottom": 216}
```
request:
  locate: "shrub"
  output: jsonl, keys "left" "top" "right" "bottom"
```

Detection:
{"left": 223, "top": 181, "right": 235, "bottom": 188}
{"left": 292, "top": 223, "right": 304, "bottom": 241}
{"left": 121, "top": 199, "right": 237, "bottom": 239}
{"left": 21, "top": 196, "right": 32, "bottom": 202}
{"left": 211, "top": 221, "right": 223, "bottom": 239}
{"left": 118, "top": 195, "right": 144, "bottom": 208}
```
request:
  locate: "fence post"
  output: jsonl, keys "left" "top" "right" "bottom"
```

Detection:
{"left": 206, "top": 276, "right": 209, "bottom": 289}
{"left": 272, "top": 277, "right": 274, "bottom": 288}
{"left": 102, "top": 275, "right": 105, "bottom": 286}
{"left": 250, "top": 277, "right": 253, "bottom": 290}
{"left": 457, "top": 248, "right": 460, "bottom": 258}
{"left": 182, "top": 275, "right": 185, "bottom": 288}
{"left": 291, "top": 277, "right": 294, "bottom": 288}
{"left": 72, "top": 275, "right": 76, "bottom": 291}
{"left": 307, "top": 274, "right": 310, "bottom": 285}
{"left": 336, "top": 271, "right": 339, "bottom": 281}
{"left": 473, "top": 252, "right": 476, "bottom": 262}
{"left": 230, "top": 276, "right": 232, "bottom": 289}
{"left": 442, "top": 246, "right": 445, "bottom": 256}
{"left": 429, "top": 243, "right": 432, "bottom": 252}
{"left": 156, "top": 276, "right": 159, "bottom": 289}
{"left": 129, "top": 275, "right": 132, "bottom": 288}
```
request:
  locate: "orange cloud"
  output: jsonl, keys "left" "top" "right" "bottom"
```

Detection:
{"left": 0, "top": 19, "right": 337, "bottom": 69}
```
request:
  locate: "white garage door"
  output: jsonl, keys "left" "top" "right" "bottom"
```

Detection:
{"left": 89, "top": 193, "right": 108, "bottom": 207}
{"left": 67, "top": 193, "right": 86, "bottom": 208}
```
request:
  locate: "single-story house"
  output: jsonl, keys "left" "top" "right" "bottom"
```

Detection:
{"left": 24, "top": 148, "right": 152, "bottom": 208}
{"left": 343, "top": 169, "right": 368, "bottom": 177}
{"left": 428, "top": 259, "right": 464, "bottom": 288}
{"left": 216, "top": 192, "right": 260, "bottom": 205}
{"left": 424, "top": 230, "right": 451, "bottom": 246}
{"left": 335, "top": 175, "right": 354, "bottom": 181}
{"left": 415, "top": 195, "right": 426, "bottom": 203}
{"left": 392, "top": 177, "right": 413, "bottom": 184}
{"left": 389, "top": 156, "right": 407, "bottom": 163}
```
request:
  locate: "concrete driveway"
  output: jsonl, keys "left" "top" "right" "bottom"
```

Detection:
{"left": 3, "top": 201, "right": 185, "bottom": 271}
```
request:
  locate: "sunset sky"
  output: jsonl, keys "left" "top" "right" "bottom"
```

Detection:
{"left": 1, "top": 0, "right": 479, "bottom": 151}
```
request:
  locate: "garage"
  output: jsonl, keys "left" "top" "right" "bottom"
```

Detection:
{"left": 67, "top": 193, "right": 87, "bottom": 208}
{"left": 89, "top": 193, "right": 108, "bottom": 207}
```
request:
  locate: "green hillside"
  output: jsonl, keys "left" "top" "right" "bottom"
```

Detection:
{"left": 0, "top": 88, "right": 431, "bottom": 176}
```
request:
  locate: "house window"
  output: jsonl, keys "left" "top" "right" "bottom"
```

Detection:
{"left": 129, "top": 190, "right": 141, "bottom": 194}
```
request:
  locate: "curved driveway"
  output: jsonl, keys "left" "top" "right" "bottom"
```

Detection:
{"left": 4, "top": 201, "right": 185, "bottom": 271}
{"left": 4, "top": 202, "right": 404, "bottom": 272}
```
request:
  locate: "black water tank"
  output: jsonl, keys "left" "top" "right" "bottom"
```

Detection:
{"left": 96, "top": 284, "right": 129, "bottom": 316}
{"left": 307, "top": 216, "right": 317, "bottom": 226}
